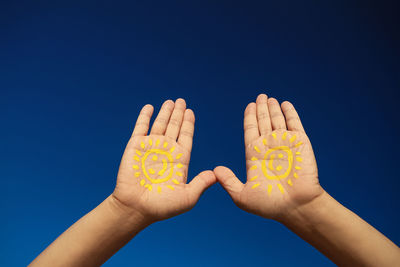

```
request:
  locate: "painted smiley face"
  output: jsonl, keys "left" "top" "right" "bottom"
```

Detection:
{"left": 261, "top": 146, "right": 293, "bottom": 180}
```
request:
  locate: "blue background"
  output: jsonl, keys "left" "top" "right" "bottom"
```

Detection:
{"left": 1, "top": 1, "right": 399, "bottom": 266}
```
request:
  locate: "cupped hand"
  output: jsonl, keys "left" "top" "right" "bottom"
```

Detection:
{"left": 113, "top": 99, "right": 216, "bottom": 222}
{"left": 214, "top": 94, "right": 323, "bottom": 221}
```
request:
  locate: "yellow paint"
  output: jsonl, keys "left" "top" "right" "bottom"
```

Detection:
{"left": 152, "top": 155, "right": 158, "bottom": 161}
{"left": 295, "top": 142, "right": 303, "bottom": 147}
{"left": 278, "top": 153, "right": 283, "bottom": 158}
{"left": 170, "top": 146, "right": 175, "bottom": 152}
{"left": 136, "top": 150, "right": 142, "bottom": 156}
{"left": 252, "top": 183, "right": 260, "bottom": 189}
{"left": 263, "top": 139, "right": 267, "bottom": 145}
{"left": 158, "top": 159, "right": 168, "bottom": 176}
{"left": 249, "top": 165, "right": 257, "bottom": 170}
{"left": 157, "top": 186, "right": 161, "bottom": 193}
{"left": 145, "top": 184, "right": 149, "bottom": 188}
{"left": 135, "top": 172, "right": 141, "bottom": 177}
{"left": 177, "top": 163, "right": 183, "bottom": 168}
{"left": 166, "top": 185, "right": 175, "bottom": 190}
{"left": 176, "top": 153, "right": 183, "bottom": 159}
{"left": 176, "top": 171, "right": 183, "bottom": 177}
{"left": 149, "top": 139, "right": 153, "bottom": 146}
{"left": 134, "top": 155, "right": 140, "bottom": 162}
{"left": 261, "top": 146, "right": 293, "bottom": 180}
{"left": 140, "top": 179, "right": 145, "bottom": 186}
{"left": 296, "top": 157, "right": 303, "bottom": 162}
{"left": 267, "top": 184, "right": 272, "bottom": 195}
{"left": 163, "top": 142, "right": 168, "bottom": 148}
{"left": 295, "top": 151, "right": 301, "bottom": 155}
{"left": 141, "top": 149, "right": 174, "bottom": 184}
{"left": 155, "top": 139, "right": 160, "bottom": 146}
{"left": 149, "top": 168, "right": 155, "bottom": 174}
{"left": 250, "top": 175, "right": 258, "bottom": 181}
{"left": 272, "top": 132, "right": 277, "bottom": 139}
{"left": 141, "top": 142, "right": 145, "bottom": 149}
{"left": 133, "top": 165, "right": 139, "bottom": 170}
{"left": 282, "top": 131, "right": 287, "bottom": 140}
{"left": 268, "top": 154, "right": 276, "bottom": 171}
{"left": 148, "top": 185, "right": 153, "bottom": 191}
{"left": 251, "top": 156, "right": 258, "bottom": 161}
{"left": 295, "top": 166, "right": 301, "bottom": 170}
{"left": 294, "top": 173, "right": 299, "bottom": 178}
{"left": 277, "top": 183, "right": 285, "bottom": 194}
{"left": 254, "top": 146, "right": 261, "bottom": 153}
{"left": 290, "top": 135, "right": 296, "bottom": 143}
{"left": 288, "top": 179, "right": 293, "bottom": 186}
{"left": 172, "top": 179, "right": 180, "bottom": 185}
{"left": 276, "top": 165, "right": 282, "bottom": 171}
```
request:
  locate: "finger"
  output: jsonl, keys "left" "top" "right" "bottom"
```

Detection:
{"left": 188, "top": 170, "right": 217, "bottom": 202}
{"left": 131, "top": 104, "right": 154, "bottom": 137}
{"left": 267, "top": 98, "right": 286, "bottom": 130}
{"left": 213, "top": 166, "right": 244, "bottom": 201}
{"left": 244, "top": 102, "right": 259, "bottom": 147}
{"left": 177, "top": 109, "right": 195, "bottom": 151}
{"left": 281, "top": 101, "right": 305, "bottom": 132}
{"left": 256, "top": 94, "right": 272, "bottom": 135}
{"left": 150, "top": 100, "right": 175, "bottom": 135}
{"left": 165, "top": 98, "right": 186, "bottom": 140}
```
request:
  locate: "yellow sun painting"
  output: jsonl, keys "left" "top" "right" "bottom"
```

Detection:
{"left": 249, "top": 131, "right": 303, "bottom": 195}
{"left": 132, "top": 138, "right": 183, "bottom": 193}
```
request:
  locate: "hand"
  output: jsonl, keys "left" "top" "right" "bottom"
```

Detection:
{"left": 113, "top": 99, "right": 216, "bottom": 222}
{"left": 214, "top": 94, "right": 323, "bottom": 221}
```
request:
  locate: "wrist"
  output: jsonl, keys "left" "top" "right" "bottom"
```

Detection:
{"left": 106, "top": 194, "right": 153, "bottom": 232}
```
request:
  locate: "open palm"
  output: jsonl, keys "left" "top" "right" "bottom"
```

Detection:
{"left": 214, "top": 94, "right": 323, "bottom": 220}
{"left": 113, "top": 99, "right": 216, "bottom": 221}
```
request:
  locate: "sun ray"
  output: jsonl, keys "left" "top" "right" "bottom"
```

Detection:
{"left": 251, "top": 156, "right": 258, "bottom": 161}
{"left": 134, "top": 155, "right": 140, "bottom": 162}
{"left": 176, "top": 153, "right": 183, "bottom": 159}
{"left": 282, "top": 132, "right": 287, "bottom": 140}
{"left": 290, "top": 135, "right": 297, "bottom": 143}
{"left": 277, "top": 183, "right": 285, "bottom": 194}
{"left": 176, "top": 171, "right": 183, "bottom": 177}
{"left": 140, "top": 179, "right": 145, "bottom": 186}
{"left": 254, "top": 146, "right": 261, "bottom": 153}
{"left": 267, "top": 184, "right": 272, "bottom": 195}
{"left": 133, "top": 165, "right": 139, "bottom": 170}
{"left": 135, "top": 149, "right": 142, "bottom": 156}
{"left": 272, "top": 132, "right": 277, "bottom": 139}
{"left": 166, "top": 185, "right": 175, "bottom": 190}
{"left": 295, "top": 166, "right": 301, "bottom": 170}
{"left": 172, "top": 179, "right": 180, "bottom": 185}
{"left": 155, "top": 139, "right": 160, "bottom": 146}
{"left": 295, "top": 151, "right": 301, "bottom": 155}
{"left": 294, "top": 173, "right": 299, "bottom": 178}
{"left": 135, "top": 172, "right": 141, "bottom": 177}
{"left": 149, "top": 139, "right": 153, "bottom": 146}
{"left": 252, "top": 183, "right": 260, "bottom": 189}
{"left": 141, "top": 142, "right": 145, "bottom": 149}
{"left": 288, "top": 179, "right": 293, "bottom": 186}
{"left": 250, "top": 175, "right": 258, "bottom": 181}
{"left": 157, "top": 186, "right": 161, "bottom": 193}
{"left": 263, "top": 139, "right": 267, "bottom": 145}
{"left": 148, "top": 185, "right": 153, "bottom": 191}
{"left": 177, "top": 163, "right": 183, "bottom": 168}
{"left": 296, "top": 157, "right": 303, "bottom": 162}
{"left": 163, "top": 142, "right": 168, "bottom": 148}
{"left": 249, "top": 165, "right": 257, "bottom": 170}
{"left": 295, "top": 142, "right": 303, "bottom": 147}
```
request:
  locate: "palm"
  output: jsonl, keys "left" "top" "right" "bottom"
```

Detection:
{"left": 214, "top": 95, "right": 323, "bottom": 220}
{"left": 113, "top": 99, "right": 215, "bottom": 221}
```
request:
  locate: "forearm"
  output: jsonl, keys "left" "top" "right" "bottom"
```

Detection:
{"left": 29, "top": 195, "right": 152, "bottom": 267}
{"left": 280, "top": 190, "right": 400, "bottom": 266}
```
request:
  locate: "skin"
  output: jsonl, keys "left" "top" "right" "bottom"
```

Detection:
{"left": 214, "top": 94, "right": 400, "bottom": 266}
{"left": 30, "top": 99, "right": 216, "bottom": 267}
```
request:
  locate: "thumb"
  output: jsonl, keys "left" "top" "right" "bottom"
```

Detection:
{"left": 188, "top": 170, "right": 217, "bottom": 201}
{"left": 213, "top": 166, "right": 244, "bottom": 201}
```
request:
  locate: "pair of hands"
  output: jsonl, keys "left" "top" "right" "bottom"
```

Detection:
{"left": 113, "top": 94, "right": 323, "bottom": 224}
